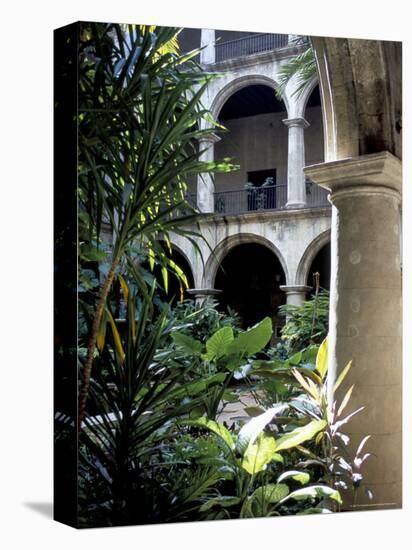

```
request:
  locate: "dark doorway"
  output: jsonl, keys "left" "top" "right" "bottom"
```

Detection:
{"left": 247, "top": 169, "right": 277, "bottom": 210}
{"left": 247, "top": 169, "right": 276, "bottom": 187}
{"left": 215, "top": 243, "right": 286, "bottom": 330}
{"left": 306, "top": 243, "right": 331, "bottom": 290}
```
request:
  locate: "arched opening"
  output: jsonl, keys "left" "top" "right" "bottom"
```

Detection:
{"left": 214, "top": 83, "right": 288, "bottom": 214}
{"left": 214, "top": 242, "right": 286, "bottom": 334}
{"left": 306, "top": 242, "right": 331, "bottom": 290}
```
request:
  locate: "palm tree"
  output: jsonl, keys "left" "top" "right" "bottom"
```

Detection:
{"left": 275, "top": 37, "right": 316, "bottom": 99}
{"left": 77, "top": 23, "right": 233, "bottom": 426}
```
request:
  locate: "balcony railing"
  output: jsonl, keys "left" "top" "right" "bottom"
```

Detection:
{"left": 214, "top": 185, "right": 287, "bottom": 215}
{"left": 187, "top": 183, "right": 330, "bottom": 215}
{"left": 215, "top": 33, "right": 289, "bottom": 62}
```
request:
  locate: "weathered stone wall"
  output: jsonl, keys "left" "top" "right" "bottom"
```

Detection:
{"left": 169, "top": 207, "right": 331, "bottom": 290}
{"left": 214, "top": 105, "right": 323, "bottom": 192}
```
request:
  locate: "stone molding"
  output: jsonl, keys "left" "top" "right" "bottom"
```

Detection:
{"left": 187, "top": 288, "right": 222, "bottom": 297}
{"left": 203, "top": 205, "right": 332, "bottom": 225}
{"left": 279, "top": 284, "right": 313, "bottom": 295}
{"left": 205, "top": 43, "right": 309, "bottom": 72}
{"left": 304, "top": 151, "right": 402, "bottom": 198}
{"left": 197, "top": 132, "right": 221, "bottom": 145}
{"left": 282, "top": 117, "right": 310, "bottom": 129}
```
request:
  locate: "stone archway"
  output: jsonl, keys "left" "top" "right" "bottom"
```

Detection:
{"left": 210, "top": 74, "right": 289, "bottom": 122}
{"left": 212, "top": 238, "right": 287, "bottom": 333}
{"left": 203, "top": 233, "right": 289, "bottom": 289}
{"left": 295, "top": 229, "right": 331, "bottom": 286}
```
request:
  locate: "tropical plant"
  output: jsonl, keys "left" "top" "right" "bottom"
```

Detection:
{"left": 171, "top": 316, "right": 273, "bottom": 420}
{"left": 168, "top": 298, "right": 241, "bottom": 343}
{"left": 288, "top": 337, "right": 371, "bottom": 507}
{"left": 77, "top": 23, "right": 235, "bottom": 424}
{"left": 279, "top": 289, "right": 329, "bottom": 354}
{"left": 275, "top": 38, "right": 316, "bottom": 100}
{"left": 78, "top": 282, "right": 232, "bottom": 526}
{"left": 182, "top": 404, "right": 340, "bottom": 519}
{"left": 251, "top": 336, "right": 371, "bottom": 509}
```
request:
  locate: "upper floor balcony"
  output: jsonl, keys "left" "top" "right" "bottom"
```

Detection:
{"left": 215, "top": 33, "right": 290, "bottom": 63}
{"left": 187, "top": 182, "right": 330, "bottom": 216}
{"left": 178, "top": 28, "right": 309, "bottom": 66}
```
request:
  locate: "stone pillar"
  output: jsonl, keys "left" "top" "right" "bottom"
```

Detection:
{"left": 282, "top": 117, "right": 310, "bottom": 208}
{"left": 305, "top": 151, "right": 402, "bottom": 510}
{"left": 200, "top": 29, "right": 215, "bottom": 65}
{"left": 280, "top": 285, "right": 312, "bottom": 307}
{"left": 187, "top": 288, "right": 222, "bottom": 306}
{"left": 197, "top": 133, "right": 221, "bottom": 213}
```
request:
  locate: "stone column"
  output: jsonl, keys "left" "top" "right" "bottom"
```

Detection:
{"left": 279, "top": 285, "right": 312, "bottom": 307}
{"left": 197, "top": 133, "right": 221, "bottom": 213}
{"left": 200, "top": 29, "right": 215, "bottom": 65}
{"left": 187, "top": 288, "right": 222, "bottom": 306}
{"left": 282, "top": 117, "right": 310, "bottom": 208}
{"left": 305, "top": 151, "right": 402, "bottom": 510}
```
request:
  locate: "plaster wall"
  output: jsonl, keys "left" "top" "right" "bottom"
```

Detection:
{"left": 213, "top": 105, "right": 323, "bottom": 193}
{"left": 169, "top": 207, "right": 331, "bottom": 290}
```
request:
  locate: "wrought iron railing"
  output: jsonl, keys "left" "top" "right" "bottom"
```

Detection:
{"left": 214, "top": 185, "right": 287, "bottom": 215}
{"left": 187, "top": 182, "right": 330, "bottom": 214}
{"left": 215, "top": 33, "right": 289, "bottom": 62}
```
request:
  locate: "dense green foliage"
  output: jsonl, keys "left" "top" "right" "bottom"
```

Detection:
{"left": 278, "top": 290, "right": 329, "bottom": 354}
{"left": 55, "top": 24, "right": 370, "bottom": 527}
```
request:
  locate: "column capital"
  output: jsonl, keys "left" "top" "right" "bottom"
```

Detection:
{"left": 282, "top": 117, "right": 310, "bottom": 129}
{"left": 197, "top": 132, "right": 221, "bottom": 145}
{"left": 304, "top": 151, "right": 402, "bottom": 202}
{"left": 187, "top": 288, "right": 222, "bottom": 298}
{"left": 279, "top": 285, "right": 312, "bottom": 295}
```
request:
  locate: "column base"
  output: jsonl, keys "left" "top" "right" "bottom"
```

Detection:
{"left": 286, "top": 201, "right": 306, "bottom": 209}
{"left": 187, "top": 288, "right": 222, "bottom": 306}
{"left": 280, "top": 285, "right": 312, "bottom": 307}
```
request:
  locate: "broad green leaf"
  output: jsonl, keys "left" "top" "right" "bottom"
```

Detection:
{"left": 301, "top": 345, "right": 319, "bottom": 365}
{"left": 275, "top": 419, "right": 327, "bottom": 452}
{"left": 279, "top": 485, "right": 342, "bottom": 505}
{"left": 241, "top": 433, "right": 277, "bottom": 475}
{"left": 289, "top": 351, "right": 303, "bottom": 365}
{"left": 226, "top": 317, "right": 272, "bottom": 356}
{"left": 199, "top": 496, "right": 240, "bottom": 512}
{"left": 186, "top": 417, "right": 235, "bottom": 450}
{"left": 205, "top": 326, "right": 234, "bottom": 360}
{"left": 249, "top": 483, "right": 289, "bottom": 504}
{"left": 316, "top": 336, "right": 328, "bottom": 379}
{"left": 277, "top": 470, "right": 310, "bottom": 485}
{"left": 236, "top": 404, "right": 288, "bottom": 456}
{"left": 171, "top": 332, "right": 203, "bottom": 355}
